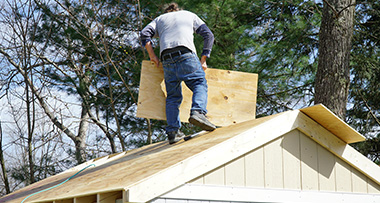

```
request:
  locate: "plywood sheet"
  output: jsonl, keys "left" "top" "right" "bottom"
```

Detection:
{"left": 300, "top": 104, "right": 365, "bottom": 143}
{"left": 136, "top": 60, "right": 258, "bottom": 126}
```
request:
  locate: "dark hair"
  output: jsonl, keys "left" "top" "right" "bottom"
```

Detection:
{"left": 164, "top": 2, "right": 180, "bottom": 13}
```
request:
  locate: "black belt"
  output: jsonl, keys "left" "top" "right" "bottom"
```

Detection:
{"left": 161, "top": 47, "right": 191, "bottom": 60}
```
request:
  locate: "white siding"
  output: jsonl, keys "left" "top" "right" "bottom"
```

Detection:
{"left": 190, "top": 129, "right": 380, "bottom": 194}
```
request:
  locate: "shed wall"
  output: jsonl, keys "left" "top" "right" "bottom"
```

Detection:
{"left": 190, "top": 129, "right": 380, "bottom": 194}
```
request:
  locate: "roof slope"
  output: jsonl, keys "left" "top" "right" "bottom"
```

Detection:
{"left": 0, "top": 104, "right": 374, "bottom": 203}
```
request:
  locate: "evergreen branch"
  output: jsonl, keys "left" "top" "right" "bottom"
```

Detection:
{"left": 337, "top": 3, "right": 357, "bottom": 17}
{"left": 322, "top": 0, "right": 339, "bottom": 18}
{"left": 323, "top": 0, "right": 357, "bottom": 18}
{"left": 357, "top": 90, "right": 380, "bottom": 127}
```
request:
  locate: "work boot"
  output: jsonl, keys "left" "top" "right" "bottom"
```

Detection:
{"left": 167, "top": 130, "right": 185, "bottom": 144}
{"left": 188, "top": 110, "right": 216, "bottom": 131}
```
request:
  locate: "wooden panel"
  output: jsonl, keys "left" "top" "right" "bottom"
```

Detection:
{"left": 282, "top": 130, "right": 301, "bottom": 190}
{"left": 74, "top": 195, "right": 96, "bottom": 203}
{"left": 225, "top": 157, "right": 245, "bottom": 187}
{"left": 300, "top": 104, "right": 365, "bottom": 143}
{"left": 317, "top": 145, "right": 336, "bottom": 191}
{"left": 204, "top": 167, "right": 225, "bottom": 185}
{"left": 351, "top": 168, "right": 368, "bottom": 193}
{"left": 368, "top": 178, "right": 380, "bottom": 193}
{"left": 335, "top": 158, "right": 352, "bottom": 192}
{"left": 97, "top": 191, "right": 122, "bottom": 203}
{"left": 245, "top": 148, "right": 265, "bottom": 188}
{"left": 264, "top": 138, "right": 284, "bottom": 188}
{"left": 136, "top": 60, "right": 258, "bottom": 126}
{"left": 300, "top": 134, "right": 319, "bottom": 190}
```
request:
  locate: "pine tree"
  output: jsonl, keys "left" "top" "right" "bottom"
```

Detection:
{"left": 315, "top": 0, "right": 355, "bottom": 120}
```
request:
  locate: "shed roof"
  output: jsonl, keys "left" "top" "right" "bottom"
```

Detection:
{"left": 0, "top": 104, "right": 374, "bottom": 203}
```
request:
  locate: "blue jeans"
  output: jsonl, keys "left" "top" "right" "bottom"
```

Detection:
{"left": 162, "top": 52, "right": 208, "bottom": 133}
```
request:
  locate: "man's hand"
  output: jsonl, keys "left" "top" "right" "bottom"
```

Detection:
{"left": 145, "top": 41, "right": 159, "bottom": 67}
{"left": 200, "top": 55, "right": 208, "bottom": 70}
{"left": 150, "top": 55, "right": 160, "bottom": 67}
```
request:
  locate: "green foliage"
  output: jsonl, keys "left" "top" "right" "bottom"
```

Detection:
{"left": 348, "top": 0, "right": 380, "bottom": 157}
{"left": 167, "top": 0, "right": 321, "bottom": 116}
{"left": 30, "top": 0, "right": 380, "bottom": 161}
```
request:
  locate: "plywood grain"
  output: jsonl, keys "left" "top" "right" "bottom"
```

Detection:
{"left": 136, "top": 60, "right": 258, "bottom": 126}
{"left": 300, "top": 104, "right": 365, "bottom": 143}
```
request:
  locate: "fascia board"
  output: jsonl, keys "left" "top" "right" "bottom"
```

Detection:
{"left": 125, "top": 110, "right": 301, "bottom": 203}
{"left": 300, "top": 104, "right": 365, "bottom": 143}
{"left": 296, "top": 112, "right": 380, "bottom": 186}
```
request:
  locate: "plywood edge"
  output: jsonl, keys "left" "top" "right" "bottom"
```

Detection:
{"left": 125, "top": 110, "right": 301, "bottom": 202}
{"left": 137, "top": 60, "right": 258, "bottom": 126}
{"left": 296, "top": 112, "right": 380, "bottom": 187}
{"left": 300, "top": 104, "right": 365, "bottom": 143}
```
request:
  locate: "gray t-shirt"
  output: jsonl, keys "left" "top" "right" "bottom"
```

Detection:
{"left": 143, "top": 10, "right": 205, "bottom": 56}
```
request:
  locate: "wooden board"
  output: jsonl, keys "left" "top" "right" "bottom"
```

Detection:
{"left": 300, "top": 104, "right": 365, "bottom": 143}
{"left": 136, "top": 60, "right": 258, "bottom": 126}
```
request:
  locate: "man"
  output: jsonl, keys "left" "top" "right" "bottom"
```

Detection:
{"left": 140, "top": 2, "right": 216, "bottom": 144}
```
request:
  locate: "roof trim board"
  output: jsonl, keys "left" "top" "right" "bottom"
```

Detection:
{"left": 125, "top": 111, "right": 299, "bottom": 202}
{"left": 126, "top": 108, "right": 376, "bottom": 202}
{"left": 295, "top": 112, "right": 380, "bottom": 188}
{"left": 300, "top": 104, "right": 365, "bottom": 143}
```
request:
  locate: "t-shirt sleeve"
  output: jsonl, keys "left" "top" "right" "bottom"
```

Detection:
{"left": 140, "top": 18, "right": 158, "bottom": 47}
{"left": 193, "top": 13, "right": 205, "bottom": 32}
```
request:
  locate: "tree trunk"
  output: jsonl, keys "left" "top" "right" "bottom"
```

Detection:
{"left": 0, "top": 121, "right": 11, "bottom": 194}
{"left": 76, "top": 104, "right": 90, "bottom": 164}
{"left": 315, "top": 0, "right": 355, "bottom": 120}
{"left": 26, "top": 77, "right": 35, "bottom": 184}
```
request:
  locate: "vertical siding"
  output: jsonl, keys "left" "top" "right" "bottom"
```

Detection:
{"left": 300, "top": 133, "right": 319, "bottom": 190}
{"left": 282, "top": 130, "right": 301, "bottom": 190}
{"left": 190, "top": 129, "right": 380, "bottom": 194}
{"left": 225, "top": 157, "right": 245, "bottom": 186}
{"left": 317, "top": 145, "right": 336, "bottom": 191}
{"left": 204, "top": 167, "right": 224, "bottom": 185}
{"left": 352, "top": 169, "right": 368, "bottom": 193}
{"left": 245, "top": 147, "right": 264, "bottom": 187}
{"left": 335, "top": 158, "right": 352, "bottom": 192}
{"left": 264, "top": 138, "right": 283, "bottom": 188}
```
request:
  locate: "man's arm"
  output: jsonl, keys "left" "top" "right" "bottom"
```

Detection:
{"left": 200, "top": 55, "right": 208, "bottom": 70}
{"left": 196, "top": 24, "right": 214, "bottom": 70}
{"left": 141, "top": 23, "right": 159, "bottom": 67}
{"left": 145, "top": 41, "right": 159, "bottom": 67}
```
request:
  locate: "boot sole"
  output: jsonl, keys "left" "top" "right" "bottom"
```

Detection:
{"left": 169, "top": 134, "right": 185, "bottom": 144}
{"left": 189, "top": 117, "right": 216, "bottom": 131}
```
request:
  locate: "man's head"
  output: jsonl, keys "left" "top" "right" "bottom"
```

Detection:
{"left": 164, "top": 2, "right": 180, "bottom": 13}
